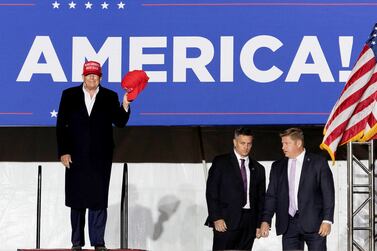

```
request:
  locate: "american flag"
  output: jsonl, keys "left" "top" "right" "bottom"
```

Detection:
{"left": 321, "top": 23, "right": 377, "bottom": 162}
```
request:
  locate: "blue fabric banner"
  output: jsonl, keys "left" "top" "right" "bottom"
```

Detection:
{"left": 1, "top": 0, "right": 377, "bottom": 125}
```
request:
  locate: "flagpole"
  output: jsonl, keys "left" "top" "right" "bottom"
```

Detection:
{"left": 347, "top": 142, "right": 353, "bottom": 251}
{"left": 347, "top": 141, "right": 376, "bottom": 251}
{"left": 369, "top": 140, "right": 375, "bottom": 251}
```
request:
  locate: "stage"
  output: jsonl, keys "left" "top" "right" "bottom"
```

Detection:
{"left": 18, "top": 249, "right": 146, "bottom": 251}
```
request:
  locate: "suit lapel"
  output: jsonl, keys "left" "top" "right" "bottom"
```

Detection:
{"left": 248, "top": 159, "right": 256, "bottom": 190}
{"left": 230, "top": 153, "right": 246, "bottom": 197}
{"left": 298, "top": 153, "right": 310, "bottom": 196}
{"left": 77, "top": 85, "right": 89, "bottom": 118}
{"left": 230, "top": 153, "right": 242, "bottom": 182}
{"left": 281, "top": 158, "right": 289, "bottom": 197}
{"left": 89, "top": 85, "right": 102, "bottom": 117}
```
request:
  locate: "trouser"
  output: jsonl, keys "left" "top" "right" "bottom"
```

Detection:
{"left": 212, "top": 209, "right": 255, "bottom": 251}
{"left": 71, "top": 207, "right": 107, "bottom": 247}
{"left": 282, "top": 213, "right": 327, "bottom": 251}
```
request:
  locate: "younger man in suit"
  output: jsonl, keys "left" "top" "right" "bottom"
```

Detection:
{"left": 205, "top": 127, "right": 266, "bottom": 250}
{"left": 260, "top": 128, "right": 335, "bottom": 251}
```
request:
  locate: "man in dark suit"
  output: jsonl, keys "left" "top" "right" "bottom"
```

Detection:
{"left": 260, "top": 128, "right": 335, "bottom": 251}
{"left": 56, "top": 61, "right": 130, "bottom": 251}
{"left": 205, "top": 127, "right": 266, "bottom": 250}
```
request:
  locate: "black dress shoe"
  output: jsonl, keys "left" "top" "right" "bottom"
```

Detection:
{"left": 71, "top": 246, "right": 82, "bottom": 251}
{"left": 94, "top": 246, "right": 108, "bottom": 251}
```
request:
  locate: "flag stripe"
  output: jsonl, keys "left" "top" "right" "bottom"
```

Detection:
{"left": 324, "top": 57, "right": 376, "bottom": 129}
{"left": 324, "top": 47, "right": 373, "bottom": 106}
{"left": 321, "top": 23, "right": 377, "bottom": 162}
{"left": 326, "top": 72, "right": 377, "bottom": 139}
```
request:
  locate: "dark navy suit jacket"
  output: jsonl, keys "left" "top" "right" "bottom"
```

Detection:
{"left": 262, "top": 152, "right": 335, "bottom": 235}
{"left": 205, "top": 152, "right": 266, "bottom": 234}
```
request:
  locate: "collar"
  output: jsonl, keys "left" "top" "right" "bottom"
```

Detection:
{"left": 233, "top": 149, "right": 249, "bottom": 162}
{"left": 292, "top": 149, "right": 306, "bottom": 162}
{"left": 82, "top": 84, "right": 100, "bottom": 95}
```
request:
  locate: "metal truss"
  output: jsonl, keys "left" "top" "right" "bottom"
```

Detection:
{"left": 347, "top": 141, "right": 375, "bottom": 251}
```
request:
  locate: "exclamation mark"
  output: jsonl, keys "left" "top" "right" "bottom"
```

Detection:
{"left": 339, "top": 36, "right": 353, "bottom": 82}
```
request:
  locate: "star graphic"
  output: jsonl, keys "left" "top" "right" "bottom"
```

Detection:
{"left": 68, "top": 1, "right": 76, "bottom": 9}
{"left": 101, "top": 1, "right": 109, "bottom": 9}
{"left": 85, "top": 1, "right": 93, "bottom": 9}
{"left": 118, "top": 1, "right": 125, "bottom": 9}
{"left": 50, "top": 109, "right": 58, "bottom": 118}
{"left": 52, "top": 1, "right": 60, "bottom": 9}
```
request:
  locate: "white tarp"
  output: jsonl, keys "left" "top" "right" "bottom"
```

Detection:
{"left": 0, "top": 161, "right": 348, "bottom": 251}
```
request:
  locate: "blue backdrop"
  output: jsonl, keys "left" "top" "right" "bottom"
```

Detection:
{"left": 1, "top": 0, "right": 377, "bottom": 126}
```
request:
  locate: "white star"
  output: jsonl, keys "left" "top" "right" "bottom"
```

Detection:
{"left": 85, "top": 1, "right": 93, "bottom": 9}
{"left": 101, "top": 2, "right": 109, "bottom": 9}
{"left": 372, "top": 41, "right": 376, "bottom": 45}
{"left": 118, "top": 1, "right": 125, "bottom": 9}
{"left": 373, "top": 33, "right": 377, "bottom": 37}
{"left": 68, "top": 1, "right": 76, "bottom": 9}
{"left": 52, "top": 1, "right": 60, "bottom": 9}
{"left": 50, "top": 109, "right": 58, "bottom": 118}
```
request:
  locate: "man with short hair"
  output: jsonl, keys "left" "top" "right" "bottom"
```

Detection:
{"left": 205, "top": 127, "right": 266, "bottom": 250}
{"left": 260, "top": 128, "right": 335, "bottom": 251}
{"left": 57, "top": 61, "right": 130, "bottom": 251}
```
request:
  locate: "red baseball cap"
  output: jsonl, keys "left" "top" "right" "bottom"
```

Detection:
{"left": 82, "top": 61, "right": 102, "bottom": 76}
{"left": 121, "top": 70, "right": 149, "bottom": 101}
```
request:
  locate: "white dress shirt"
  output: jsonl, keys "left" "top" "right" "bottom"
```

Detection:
{"left": 82, "top": 85, "right": 99, "bottom": 116}
{"left": 287, "top": 149, "right": 305, "bottom": 213}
